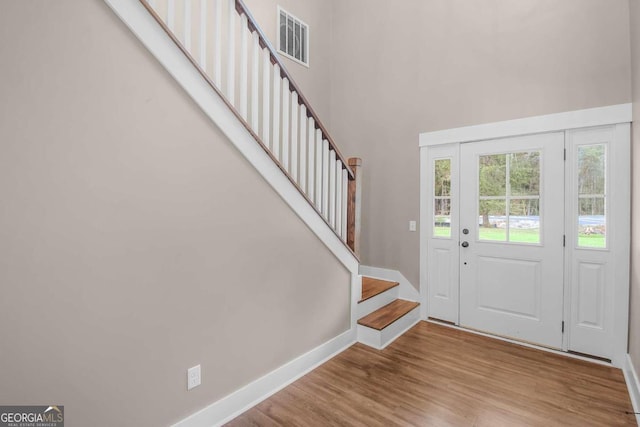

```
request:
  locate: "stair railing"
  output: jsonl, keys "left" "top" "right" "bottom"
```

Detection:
{"left": 141, "top": 0, "right": 361, "bottom": 256}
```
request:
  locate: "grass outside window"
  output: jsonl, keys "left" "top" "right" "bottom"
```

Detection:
{"left": 433, "top": 226, "right": 605, "bottom": 248}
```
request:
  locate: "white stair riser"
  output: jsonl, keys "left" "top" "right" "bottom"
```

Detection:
{"left": 357, "top": 306, "right": 420, "bottom": 350}
{"left": 357, "top": 286, "right": 399, "bottom": 318}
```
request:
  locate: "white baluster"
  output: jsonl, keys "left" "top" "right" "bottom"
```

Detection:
{"left": 167, "top": 0, "right": 176, "bottom": 32}
{"left": 322, "top": 140, "right": 329, "bottom": 219}
{"left": 329, "top": 150, "right": 336, "bottom": 228}
{"left": 281, "top": 79, "right": 290, "bottom": 171}
{"left": 262, "top": 48, "right": 271, "bottom": 148}
{"left": 250, "top": 31, "right": 259, "bottom": 131}
{"left": 342, "top": 169, "right": 348, "bottom": 240}
{"left": 272, "top": 64, "right": 281, "bottom": 160}
{"left": 299, "top": 105, "right": 307, "bottom": 192}
{"left": 307, "top": 120, "right": 315, "bottom": 202}
{"left": 335, "top": 160, "right": 343, "bottom": 234}
{"left": 184, "top": 0, "right": 192, "bottom": 51}
{"left": 199, "top": 0, "right": 207, "bottom": 69}
{"left": 290, "top": 93, "right": 299, "bottom": 181}
{"left": 307, "top": 117, "right": 316, "bottom": 201}
{"left": 213, "top": 0, "right": 222, "bottom": 87}
{"left": 226, "top": 0, "right": 235, "bottom": 103}
{"left": 315, "top": 129, "right": 323, "bottom": 208}
{"left": 239, "top": 14, "right": 249, "bottom": 120}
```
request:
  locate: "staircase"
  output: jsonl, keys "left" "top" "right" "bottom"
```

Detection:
{"left": 106, "top": 0, "right": 419, "bottom": 351}
{"left": 357, "top": 277, "right": 420, "bottom": 349}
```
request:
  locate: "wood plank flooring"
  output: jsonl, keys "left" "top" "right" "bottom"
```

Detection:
{"left": 357, "top": 300, "right": 420, "bottom": 330}
{"left": 359, "top": 277, "right": 399, "bottom": 303}
{"left": 226, "top": 321, "right": 636, "bottom": 427}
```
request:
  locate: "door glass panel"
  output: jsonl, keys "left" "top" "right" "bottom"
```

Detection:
{"left": 578, "top": 145, "right": 605, "bottom": 194}
{"left": 478, "top": 199, "right": 506, "bottom": 241}
{"left": 509, "top": 152, "right": 540, "bottom": 196}
{"left": 434, "top": 159, "right": 451, "bottom": 238}
{"left": 434, "top": 199, "right": 451, "bottom": 237}
{"left": 577, "top": 144, "right": 606, "bottom": 248}
{"left": 478, "top": 151, "right": 541, "bottom": 244}
{"left": 479, "top": 154, "right": 506, "bottom": 197}
{"left": 509, "top": 199, "right": 540, "bottom": 243}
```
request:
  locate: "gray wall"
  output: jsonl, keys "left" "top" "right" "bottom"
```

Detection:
{"left": 243, "top": 0, "right": 334, "bottom": 129}
{"left": 0, "top": 1, "right": 349, "bottom": 426}
{"left": 629, "top": 0, "right": 640, "bottom": 372}
{"left": 329, "top": 0, "right": 632, "bottom": 287}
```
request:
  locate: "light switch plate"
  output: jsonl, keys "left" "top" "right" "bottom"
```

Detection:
{"left": 187, "top": 365, "right": 201, "bottom": 390}
{"left": 409, "top": 221, "right": 417, "bottom": 232}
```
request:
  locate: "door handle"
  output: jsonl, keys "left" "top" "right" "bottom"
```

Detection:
{"left": 461, "top": 241, "right": 469, "bottom": 248}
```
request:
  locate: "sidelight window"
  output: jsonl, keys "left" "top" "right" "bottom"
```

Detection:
{"left": 433, "top": 158, "right": 452, "bottom": 238}
{"left": 577, "top": 144, "right": 606, "bottom": 249}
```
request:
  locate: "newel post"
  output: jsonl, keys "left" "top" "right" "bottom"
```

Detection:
{"left": 347, "top": 158, "right": 362, "bottom": 257}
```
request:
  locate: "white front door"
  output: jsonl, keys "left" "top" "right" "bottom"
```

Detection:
{"left": 459, "top": 132, "right": 565, "bottom": 349}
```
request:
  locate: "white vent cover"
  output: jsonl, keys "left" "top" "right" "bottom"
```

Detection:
{"left": 278, "top": 7, "right": 309, "bottom": 66}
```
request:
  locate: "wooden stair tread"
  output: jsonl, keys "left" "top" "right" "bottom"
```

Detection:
{"left": 358, "top": 299, "right": 420, "bottom": 330}
{"left": 359, "top": 277, "right": 399, "bottom": 303}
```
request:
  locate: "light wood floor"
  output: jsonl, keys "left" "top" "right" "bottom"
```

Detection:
{"left": 227, "top": 321, "right": 636, "bottom": 426}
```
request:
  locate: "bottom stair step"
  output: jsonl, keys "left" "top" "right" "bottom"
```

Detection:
{"left": 358, "top": 299, "right": 420, "bottom": 330}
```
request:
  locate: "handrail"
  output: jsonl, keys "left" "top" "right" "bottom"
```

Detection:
{"left": 234, "top": 0, "right": 354, "bottom": 180}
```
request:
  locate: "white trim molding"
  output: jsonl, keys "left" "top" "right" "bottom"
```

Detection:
{"left": 103, "top": 0, "right": 358, "bottom": 274}
{"left": 172, "top": 329, "right": 356, "bottom": 427}
{"left": 419, "top": 103, "right": 632, "bottom": 147}
{"left": 623, "top": 354, "right": 640, "bottom": 426}
{"left": 359, "top": 265, "right": 420, "bottom": 301}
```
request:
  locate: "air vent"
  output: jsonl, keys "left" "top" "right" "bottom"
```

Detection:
{"left": 278, "top": 7, "right": 309, "bottom": 66}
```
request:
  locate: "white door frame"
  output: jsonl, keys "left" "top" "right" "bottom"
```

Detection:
{"left": 419, "top": 103, "right": 632, "bottom": 367}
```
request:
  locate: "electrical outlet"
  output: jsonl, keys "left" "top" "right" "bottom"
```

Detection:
{"left": 409, "top": 221, "right": 417, "bottom": 232}
{"left": 187, "top": 365, "right": 201, "bottom": 390}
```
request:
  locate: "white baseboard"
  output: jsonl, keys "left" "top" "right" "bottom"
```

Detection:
{"left": 623, "top": 354, "right": 640, "bottom": 426}
{"left": 359, "top": 266, "right": 420, "bottom": 301}
{"left": 173, "top": 329, "right": 356, "bottom": 427}
{"left": 103, "top": 0, "right": 358, "bottom": 275}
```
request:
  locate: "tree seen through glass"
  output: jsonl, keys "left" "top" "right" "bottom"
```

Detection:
{"left": 431, "top": 147, "right": 607, "bottom": 248}
{"left": 433, "top": 159, "right": 452, "bottom": 238}
{"left": 577, "top": 144, "right": 606, "bottom": 248}
{"left": 477, "top": 152, "right": 540, "bottom": 243}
